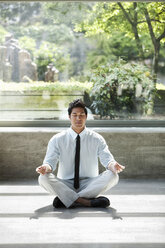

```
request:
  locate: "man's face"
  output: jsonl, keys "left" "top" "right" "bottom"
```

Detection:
{"left": 69, "top": 107, "right": 87, "bottom": 131}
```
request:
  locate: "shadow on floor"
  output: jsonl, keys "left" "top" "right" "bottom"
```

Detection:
{"left": 30, "top": 204, "right": 122, "bottom": 220}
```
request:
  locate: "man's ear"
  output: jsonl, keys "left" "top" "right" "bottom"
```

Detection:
{"left": 69, "top": 115, "right": 71, "bottom": 120}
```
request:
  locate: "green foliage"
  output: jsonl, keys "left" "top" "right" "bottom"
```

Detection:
{"left": 12, "top": 24, "right": 75, "bottom": 45}
{"left": 0, "top": 2, "right": 90, "bottom": 81}
{"left": 90, "top": 60, "right": 155, "bottom": 119}
{"left": 77, "top": 2, "right": 165, "bottom": 43}
{"left": 19, "top": 36, "right": 36, "bottom": 58}
{"left": 0, "top": 2, "right": 164, "bottom": 84}
{"left": 34, "top": 41, "right": 71, "bottom": 80}
{"left": 0, "top": 25, "right": 8, "bottom": 44}
{"left": 76, "top": 2, "right": 165, "bottom": 79}
{"left": 0, "top": 2, "right": 41, "bottom": 25}
{"left": 0, "top": 81, "right": 92, "bottom": 94}
{"left": 29, "top": 81, "right": 92, "bottom": 93}
{"left": 43, "top": 2, "right": 93, "bottom": 27}
{"left": 86, "top": 32, "right": 139, "bottom": 69}
{"left": 75, "top": 3, "right": 131, "bottom": 37}
{"left": 139, "top": 2, "right": 165, "bottom": 44}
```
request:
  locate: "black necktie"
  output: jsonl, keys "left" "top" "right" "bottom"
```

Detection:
{"left": 74, "top": 134, "right": 80, "bottom": 189}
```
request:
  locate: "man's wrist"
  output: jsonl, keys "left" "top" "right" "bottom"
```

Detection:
{"left": 44, "top": 164, "right": 53, "bottom": 173}
{"left": 107, "top": 161, "right": 116, "bottom": 171}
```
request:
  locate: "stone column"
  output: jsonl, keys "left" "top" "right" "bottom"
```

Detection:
{"left": 19, "top": 50, "right": 38, "bottom": 81}
{"left": 3, "top": 61, "right": 12, "bottom": 82}
{"left": 28, "top": 61, "right": 38, "bottom": 81}
{"left": 12, "top": 45, "right": 20, "bottom": 82}
{"left": 5, "top": 36, "right": 20, "bottom": 82}
{"left": 18, "top": 50, "right": 31, "bottom": 82}
{"left": 0, "top": 46, "right": 7, "bottom": 80}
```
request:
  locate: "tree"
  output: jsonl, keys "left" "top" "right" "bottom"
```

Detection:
{"left": 141, "top": 2, "right": 165, "bottom": 82}
{"left": 85, "top": 32, "right": 139, "bottom": 70}
{"left": 76, "top": 2, "right": 165, "bottom": 83}
{"left": 0, "top": 2, "right": 41, "bottom": 25}
{"left": 43, "top": 2, "right": 93, "bottom": 27}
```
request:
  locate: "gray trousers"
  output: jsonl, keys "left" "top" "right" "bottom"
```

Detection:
{"left": 38, "top": 170, "right": 119, "bottom": 208}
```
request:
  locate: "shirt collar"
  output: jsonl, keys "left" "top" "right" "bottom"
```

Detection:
{"left": 68, "top": 127, "right": 87, "bottom": 140}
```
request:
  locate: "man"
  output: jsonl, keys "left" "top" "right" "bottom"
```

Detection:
{"left": 36, "top": 99, "right": 125, "bottom": 208}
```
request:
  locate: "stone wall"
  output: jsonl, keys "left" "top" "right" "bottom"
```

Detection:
{"left": 0, "top": 127, "right": 165, "bottom": 180}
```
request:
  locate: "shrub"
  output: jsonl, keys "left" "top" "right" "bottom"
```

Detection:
{"left": 90, "top": 59, "right": 155, "bottom": 119}
{"left": 0, "top": 81, "right": 92, "bottom": 94}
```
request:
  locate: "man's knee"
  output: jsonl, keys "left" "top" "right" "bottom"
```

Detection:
{"left": 113, "top": 172, "right": 119, "bottom": 185}
{"left": 38, "top": 173, "right": 59, "bottom": 187}
{"left": 106, "top": 170, "right": 119, "bottom": 186}
{"left": 38, "top": 173, "right": 51, "bottom": 186}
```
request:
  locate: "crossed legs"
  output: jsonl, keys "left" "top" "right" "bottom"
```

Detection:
{"left": 38, "top": 170, "right": 119, "bottom": 208}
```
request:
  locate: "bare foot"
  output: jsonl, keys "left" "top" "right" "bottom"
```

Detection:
{"left": 75, "top": 197, "right": 91, "bottom": 207}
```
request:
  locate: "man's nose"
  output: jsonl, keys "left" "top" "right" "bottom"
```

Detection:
{"left": 76, "top": 115, "right": 81, "bottom": 120}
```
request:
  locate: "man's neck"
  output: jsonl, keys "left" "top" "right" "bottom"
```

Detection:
{"left": 71, "top": 126, "right": 85, "bottom": 134}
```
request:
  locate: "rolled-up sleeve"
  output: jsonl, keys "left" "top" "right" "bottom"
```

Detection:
{"left": 43, "top": 137, "right": 60, "bottom": 171}
{"left": 97, "top": 136, "right": 115, "bottom": 168}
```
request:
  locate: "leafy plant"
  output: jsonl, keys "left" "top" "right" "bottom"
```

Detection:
{"left": 90, "top": 59, "right": 155, "bottom": 119}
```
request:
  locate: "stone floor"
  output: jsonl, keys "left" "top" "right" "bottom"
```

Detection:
{"left": 0, "top": 179, "right": 165, "bottom": 248}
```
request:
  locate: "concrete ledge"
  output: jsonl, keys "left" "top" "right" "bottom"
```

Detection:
{"left": 1, "top": 120, "right": 165, "bottom": 127}
{"left": 0, "top": 127, "right": 165, "bottom": 179}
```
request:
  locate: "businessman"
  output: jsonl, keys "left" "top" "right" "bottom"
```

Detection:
{"left": 36, "top": 99, "right": 125, "bottom": 208}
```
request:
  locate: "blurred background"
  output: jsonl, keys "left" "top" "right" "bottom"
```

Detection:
{"left": 0, "top": 1, "right": 165, "bottom": 121}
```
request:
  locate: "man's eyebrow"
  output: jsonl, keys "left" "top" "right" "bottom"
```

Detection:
{"left": 72, "top": 111, "right": 85, "bottom": 114}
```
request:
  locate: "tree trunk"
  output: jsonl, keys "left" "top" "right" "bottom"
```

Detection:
{"left": 132, "top": 25, "right": 145, "bottom": 61}
{"left": 152, "top": 41, "right": 160, "bottom": 85}
{"left": 118, "top": 2, "right": 145, "bottom": 61}
{"left": 143, "top": 6, "right": 159, "bottom": 84}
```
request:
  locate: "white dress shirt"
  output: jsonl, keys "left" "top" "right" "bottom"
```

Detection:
{"left": 43, "top": 127, "right": 115, "bottom": 180}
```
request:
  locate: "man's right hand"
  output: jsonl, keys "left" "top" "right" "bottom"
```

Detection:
{"left": 36, "top": 164, "right": 52, "bottom": 175}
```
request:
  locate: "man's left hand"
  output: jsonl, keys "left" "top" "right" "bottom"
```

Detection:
{"left": 114, "top": 162, "right": 125, "bottom": 173}
{"left": 108, "top": 161, "right": 125, "bottom": 174}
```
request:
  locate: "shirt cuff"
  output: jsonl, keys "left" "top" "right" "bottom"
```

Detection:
{"left": 107, "top": 160, "right": 117, "bottom": 170}
{"left": 44, "top": 163, "right": 53, "bottom": 172}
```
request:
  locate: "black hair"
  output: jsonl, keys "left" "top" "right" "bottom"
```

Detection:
{"left": 68, "top": 99, "right": 87, "bottom": 116}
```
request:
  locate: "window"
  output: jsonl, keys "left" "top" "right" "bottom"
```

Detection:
{"left": 0, "top": 1, "right": 165, "bottom": 126}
